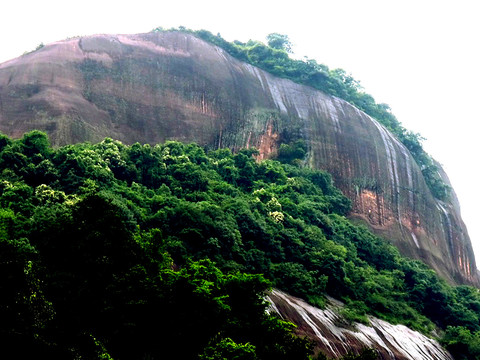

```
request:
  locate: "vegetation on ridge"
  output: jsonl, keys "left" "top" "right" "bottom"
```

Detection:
{"left": 151, "top": 27, "right": 451, "bottom": 201}
{"left": 0, "top": 131, "right": 479, "bottom": 359}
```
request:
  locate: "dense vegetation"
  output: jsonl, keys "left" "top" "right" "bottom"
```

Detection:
{"left": 151, "top": 27, "right": 451, "bottom": 201}
{"left": 1, "top": 131, "right": 479, "bottom": 359}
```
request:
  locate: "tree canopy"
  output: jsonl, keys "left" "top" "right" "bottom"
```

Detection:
{"left": 0, "top": 131, "right": 478, "bottom": 359}
{"left": 266, "top": 33, "right": 293, "bottom": 53}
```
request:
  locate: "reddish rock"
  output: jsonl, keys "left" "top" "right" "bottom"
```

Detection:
{"left": 0, "top": 31, "right": 477, "bottom": 286}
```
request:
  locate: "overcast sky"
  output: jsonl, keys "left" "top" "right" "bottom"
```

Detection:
{"left": 2, "top": 0, "right": 479, "bottom": 263}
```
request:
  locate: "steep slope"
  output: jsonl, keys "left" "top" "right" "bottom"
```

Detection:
{"left": 0, "top": 31, "right": 477, "bottom": 285}
{"left": 268, "top": 290, "right": 454, "bottom": 360}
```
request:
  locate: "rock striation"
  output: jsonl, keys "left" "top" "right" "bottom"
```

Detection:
{"left": 0, "top": 31, "right": 477, "bottom": 286}
{"left": 267, "top": 289, "right": 453, "bottom": 360}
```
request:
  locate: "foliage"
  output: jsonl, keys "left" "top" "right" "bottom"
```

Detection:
{"left": 276, "top": 140, "right": 307, "bottom": 166}
{"left": 441, "top": 326, "right": 480, "bottom": 360}
{"left": 200, "top": 338, "right": 257, "bottom": 360}
{"left": 266, "top": 33, "right": 293, "bottom": 53}
{"left": 0, "top": 131, "right": 476, "bottom": 359}
{"left": 315, "top": 348, "right": 378, "bottom": 360}
{"left": 23, "top": 42, "right": 45, "bottom": 56}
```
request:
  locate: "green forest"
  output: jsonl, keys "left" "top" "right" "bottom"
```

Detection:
{"left": 1, "top": 131, "right": 479, "bottom": 359}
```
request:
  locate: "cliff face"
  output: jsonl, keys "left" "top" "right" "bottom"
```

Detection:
{"left": 268, "top": 289, "right": 453, "bottom": 360}
{"left": 0, "top": 31, "right": 477, "bottom": 285}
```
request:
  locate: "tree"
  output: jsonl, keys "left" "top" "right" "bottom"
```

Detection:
{"left": 200, "top": 338, "right": 257, "bottom": 360}
{"left": 442, "top": 326, "right": 480, "bottom": 360}
{"left": 266, "top": 33, "right": 293, "bottom": 53}
{"left": 20, "top": 130, "right": 52, "bottom": 158}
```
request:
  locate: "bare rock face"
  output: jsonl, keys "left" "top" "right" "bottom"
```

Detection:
{"left": 267, "top": 289, "right": 453, "bottom": 360}
{"left": 0, "top": 31, "right": 477, "bottom": 285}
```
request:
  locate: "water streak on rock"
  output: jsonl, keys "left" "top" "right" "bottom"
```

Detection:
{"left": 436, "top": 201, "right": 455, "bottom": 257}
{"left": 268, "top": 289, "right": 453, "bottom": 360}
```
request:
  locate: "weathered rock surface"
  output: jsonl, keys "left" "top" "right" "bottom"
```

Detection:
{"left": 0, "top": 31, "right": 477, "bottom": 285}
{"left": 267, "top": 289, "right": 453, "bottom": 360}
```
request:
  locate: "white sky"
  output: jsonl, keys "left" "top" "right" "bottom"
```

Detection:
{"left": 2, "top": 0, "right": 479, "bottom": 263}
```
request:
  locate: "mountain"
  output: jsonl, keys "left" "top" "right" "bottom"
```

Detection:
{"left": 0, "top": 30, "right": 476, "bottom": 287}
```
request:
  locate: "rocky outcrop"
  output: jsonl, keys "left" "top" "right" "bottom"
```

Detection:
{"left": 267, "top": 289, "right": 453, "bottom": 360}
{"left": 0, "top": 31, "right": 477, "bottom": 285}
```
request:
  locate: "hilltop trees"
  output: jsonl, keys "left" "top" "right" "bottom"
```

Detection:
{"left": 266, "top": 33, "right": 293, "bottom": 53}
